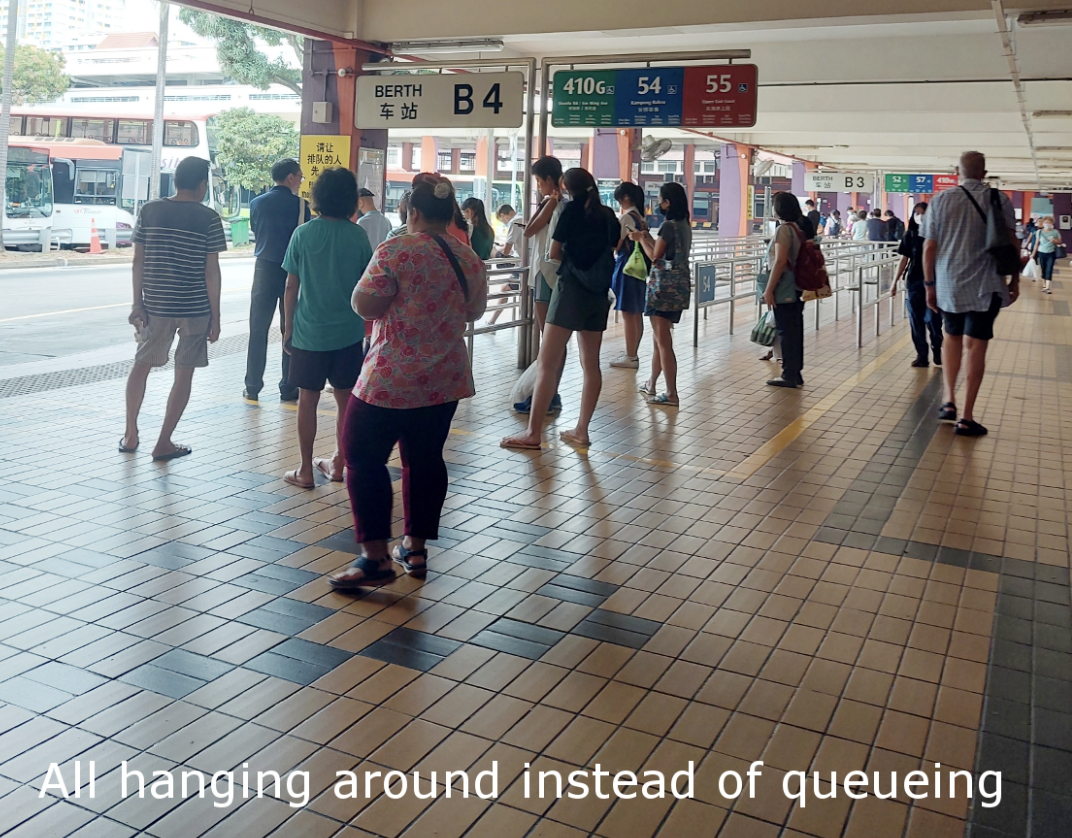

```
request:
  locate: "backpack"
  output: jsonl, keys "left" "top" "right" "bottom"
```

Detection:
{"left": 790, "top": 224, "right": 830, "bottom": 291}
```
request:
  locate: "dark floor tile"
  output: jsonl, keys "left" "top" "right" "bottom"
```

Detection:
{"left": 843, "top": 532, "right": 878, "bottom": 550}
{"left": 1035, "top": 566, "right": 1070, "bottom": 588}
{"left": 252, "top": 564, "right": 320, "bottom": 585}
{"left": 489, "top": 619, "right": 565, "bottom": 648}
{"left": 359, "top": 639, "right": 447, "bottom": 672}
{"left": 1035, "top": 674, "right": 1072, "bottom": 714}
{"left": 1036, "top": 602, "right": 1072, "bottom": 630}
{"left": 120, "top": 664, "right": 205, "bottom": 699}
{"left": 1034, "top": 708, "right": 1072, "bottom": 752}
{"left": 903, "top": 540, "right": 938, "bottom": 561}
{"left": 815, "top": 527, "right": 846, "bottom": 545}
{"left": 988, "top": 667, "right": 1031, "bottom": 705}
{"left": 507, "top": 552, "right": 572, "bottom": 573}
{"left": 153, "top": 649, "right": 234, "bottom": 681}
{"left": 479, "top": 527, "right": 539, "bottom": 545}
{"left": 314, "top": 530, "right": 360, "bottom": 555}
{"left": 994, "top": 615, "right": 1033, "bottom": 646}
{"left": 132, "top": 551, "right": 194, "bottom": 571}
{"left": 1035, "top": 624, "right": 1072, "bottom": 654}
{"left": 977, "top": 733, "right": 1029, "bottom": 785}
{"left": 1000, "top": 576, "right": 1035, "bottom": 598}
{"left": 572, "top": 620, "right": 650, "bottom": 650}
{"left": 824, "top": 513, "right": 857, "bottom": 531}
{"left": 875, "top": 537, "right": 907, "bottom": 556}
{"left": 535, "top": 584, "right": 606, "bottom": 608}
{"left": 993, "top": 640, "right": 1032, "bottom": 674}
{"left": 271, "top": 638, "right": 353, "bottom": 670}
{"left": 936, "top": 546, "right": 971, "bottom": 568}
{"left": 468, "top": 630, "right": 550, "bottom": 660}
{"left": 983, "top": 697, "right": 1030, "bottom": 741}
{"left": 1035, "top": 583, "right": 1071, "bottom": 607}
{"left": 1035, "top": 648, "right": 1072, "bottom": 683}
{"left": 229, "top": 543, "right": 297, "bottom": 563}
{"left": 851, "top": 518, "right": 885, "bottom": 536}
{"left": 996, "top": 595, "right": 1034, "bottom": 621}
{"left": 230, "top": 573, "right": 304, "bottom": 596}
{"left": 243, "top": 651, "right": 330, "bottom": 685}
{"left": 973, "top": 779, "right": 1028, "bottom": 838}
{"left": 259, "top": 598, "right": 334, "bottom": 624}
{"left": 551, "top": 575, "right": 618, "bottom": 598}
{"left": 1031, "top": 789, "right": 1072, "bottom": 838}
{"left": 585, "top": 609, "right": 663, "bottom": 637}
{"left": 146, "top": 542, "right": 215, "bottom": 561}
{"left": 1002, "top": 558, "right": 1036, "bottom": 579}
{"left": 236, "top": 608, "right": 316, "bottom": 636}
{"left": 970, "top": 553, "right": 1003, "bottom": 574}
{"left": 1033, "top": 745, "right": 1072, "bottom": 793}
{"left": 374, "top": 628, "right": 463, "bottom": 659}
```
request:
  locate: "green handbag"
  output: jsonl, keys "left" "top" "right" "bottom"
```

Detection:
{"left": 750, "top": 310, "right": 777, "bottom": 347}
{"left": 755, "top": 270, "right": 799, "bottom": 305}
{"left": 623, "top": 240, "right": 648, "bottom": 280}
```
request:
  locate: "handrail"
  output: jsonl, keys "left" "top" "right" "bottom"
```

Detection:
{"left": 852, "top": 251, "right": 902, "bottom": 347}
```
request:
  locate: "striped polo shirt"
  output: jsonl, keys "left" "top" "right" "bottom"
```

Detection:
{"left": 132, "top": 198, "right": 227, "bottom": 318}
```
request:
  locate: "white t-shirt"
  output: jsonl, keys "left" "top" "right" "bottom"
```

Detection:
{"left": 619, "top": 208, "right": 642, "bottom": 240}
{"left": 529, "top": 197, "right": 566, "bottom": 289}
{"left": 357, "top": 210, "right": 393, "bottom": 250}
{"left": 504, "top": 218, "right": 525, "bottom": 254}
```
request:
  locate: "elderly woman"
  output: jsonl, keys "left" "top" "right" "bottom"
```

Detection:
{"left": 329, "top": 174, "right": 487, "bottom": 590}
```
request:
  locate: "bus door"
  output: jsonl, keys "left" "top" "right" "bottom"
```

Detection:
{"left": 52, "top": 159, "right": 121, "bottom": 247}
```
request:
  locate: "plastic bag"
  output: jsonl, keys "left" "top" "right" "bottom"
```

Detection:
{"left": 1022, "top": 258, "right": 1038, "bottom": 279}
{"left": 510, "top": 360, "right": 539, "bottom": 407}
{"left": 750, "top": 310, "right": 777, "bottom": 347}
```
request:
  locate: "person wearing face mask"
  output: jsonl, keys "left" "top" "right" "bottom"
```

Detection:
{"left": 1032, "top": 216, "right": 1063, "bottom": 295}
{"left": 893, "top": 202, "right": 941, "bottom": 367}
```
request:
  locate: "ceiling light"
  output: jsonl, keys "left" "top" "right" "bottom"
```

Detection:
{"left": 1017, "top": 9, "right": 1072, "bottom": 26}
{"left": 1032, "top": 111, "right": 1072, "bottom": 118}
{"left": 391, "top": 39, "right": 505, "bottom": 54}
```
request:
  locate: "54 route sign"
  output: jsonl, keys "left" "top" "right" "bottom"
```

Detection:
{"left": 551, "top": 64, "right": 758, "bottom": 128}
{"left": 356, "top": 72, "right": 524, "bottom": 129}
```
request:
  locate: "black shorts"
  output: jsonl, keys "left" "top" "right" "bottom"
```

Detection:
{"left": 646, "top": 308, "right": 683, "bottom": 324}
{"left": 287, "top": 340, "right": 365, "bottom": 392}
{"left": 941, "top": 293, "right": 1002, "bottom": 341}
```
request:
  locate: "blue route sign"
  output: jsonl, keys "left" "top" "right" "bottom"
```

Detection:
{"left": 697, "top": 265, "right": 717, "bottom": 305}
{"left": 613, "top": 68, "right": 684, "bottom": 127}
{"left": 909, "top": 174, "right": 934, "bottom": 193}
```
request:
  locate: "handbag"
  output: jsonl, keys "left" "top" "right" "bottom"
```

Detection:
{"left": 756, "top": 270, "right": 798, "bottom": 305}
{"left": 645, "top": 260, "right": 691, "bottom": 312}
{"left": 560, "top": 249, "right": 615, "bottom": 296}
{"left": 1057, "top": 244, "right": 1068, "bottom": 260}
{"left": 623, "top": 241, "right": 648, "bottom": 280}
{"left": 750, "top": 310, "right": 777, "bottom": 347}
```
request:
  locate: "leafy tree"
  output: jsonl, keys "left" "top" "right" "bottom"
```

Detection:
{"left": 178, "top": 10, "right": 303, "bottom": 95}
{"left": 0, "top": 45, "right": 70, "bottom": 105}
{"left": 211, "top": 108, "right": 299, "bottom": 194}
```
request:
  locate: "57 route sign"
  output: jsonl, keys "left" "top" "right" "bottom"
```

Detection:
{"left": 551, "top": 64, "right": 758, "bottom": 128}
{"left": 356, "top": 72, "right": 524, "bottom": 129}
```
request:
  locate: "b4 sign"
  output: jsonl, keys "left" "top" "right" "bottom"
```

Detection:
{"left": 356, "top": 72, "right": 524, "bottom": 129}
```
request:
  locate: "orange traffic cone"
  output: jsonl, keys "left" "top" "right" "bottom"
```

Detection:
{"left": 89, "top": 218, "right": 103, "bottom": 254}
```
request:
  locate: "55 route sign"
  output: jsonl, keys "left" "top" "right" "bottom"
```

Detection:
{"left": 356, "top": 72, "right": 524, "bottom": 129}
{"left": 551, "top": 64, "right": 758, "bottom": 128}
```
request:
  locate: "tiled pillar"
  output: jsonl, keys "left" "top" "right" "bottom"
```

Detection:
{"left": 683, "top": 143, "right": 696, "bottom": 213}
{"left": 718, "top": 143, "right": 749, "bottom": 238}
{"left": 592, "top": 129, "right": 620, "bottom": 180}
{"left": 1053, "top": 192, "right": 1072, "bottom": 248}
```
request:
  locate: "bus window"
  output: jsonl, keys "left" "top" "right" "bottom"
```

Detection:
{"left": 71, "top": 118, "right": 116, "bottom": 143}
{"left": 25, "top": 116, "right": 68, "bottom": 138}
{"left": 164, "top": 121, "right": 197, "bottom": 147}
{"left": 8, "top": 116, "right": 24, "bottom": 136}
{"left": 5, "top": 162, "right": 54, "bottom": 219}
{"left": 74, "top": 169, "right": 119, "bottom": 205}
{"left": 118, "top": 120, "right": 152, "bottom": 144}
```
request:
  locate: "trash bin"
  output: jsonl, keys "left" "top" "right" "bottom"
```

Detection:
{"left": 230, "top": 217, "right": 250, "bottom": 246}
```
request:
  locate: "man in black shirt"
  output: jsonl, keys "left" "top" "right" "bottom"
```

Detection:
{"left": 866, "top": 209, "right": 889, "bottom": 242}
{"left": 244, "top": 158, "right": 310, "bottom": 401}
{"left": 804, "top": 200, "right": 821, "bottom": 235}
{"left": 884, "top": 209, "right": 905, "bottom": 242}
{"left": 121, "top": 157, "right": 226, "bottom": 461}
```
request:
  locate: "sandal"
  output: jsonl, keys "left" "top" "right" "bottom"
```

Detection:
{"left": 954, "top": 419, "right": 988, "bottom": 437}
{"left": 283, "top": 470, "right": 315, "bottom": 489}
{"left": 648, "top": 393, "right": 679, "bottom": 406}
{"left": 328, "top": 555, "right": 395, "bottom": 591}
{"left": 392, "top": 544, "right": 428, "bottom": 575}
{"left": 152, "top": 445, "right": 192, "bottom": 462}
{"left": 638, "top": 381, "right": 656, "bottom": 396}
{"left": 119, "top": 438, "right": 138, "bottom": 453}
{"left": 938, "top": 403, "right": 957, "bottom": 422}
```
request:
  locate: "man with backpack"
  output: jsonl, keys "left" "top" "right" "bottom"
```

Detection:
{"left": 921, "top": 151, "right": 1020, "bottom": 437}
{"left": 884, "top": 210, "right": 905, "bottom": 242}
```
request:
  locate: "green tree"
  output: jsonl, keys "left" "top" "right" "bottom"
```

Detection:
{"left": 211, "top": 108, "right": 299, "bottom": 194}
{"left": 178, "top": 10, "right": 302, "bottom": 95}
{"left": 0, "top": 44, "right": 70, "bottom": 105}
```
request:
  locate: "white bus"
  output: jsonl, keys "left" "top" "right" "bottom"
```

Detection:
{"left": 3, "top": 144, "right": 54, "bottom": 251}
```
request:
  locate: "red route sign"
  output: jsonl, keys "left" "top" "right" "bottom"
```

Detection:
{"left": 933, "top": 174, "right": 959, "bottom": 192}
{"left": 681, "top": 65, "right": 759, "bottom": 128}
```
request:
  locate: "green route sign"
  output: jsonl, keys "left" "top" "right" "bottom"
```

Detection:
{"left": 551, "top": 71, "right": 617, "bottom": 127}
{"left": 885, "top": 173, "right": 911, "bottom": 193}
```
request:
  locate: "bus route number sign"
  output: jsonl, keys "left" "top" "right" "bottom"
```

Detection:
{"left": 356, "top": 72, "right": 524, "bottom": 129}
{"left": 552, "top": 71, "right": 617, "bottom": 127}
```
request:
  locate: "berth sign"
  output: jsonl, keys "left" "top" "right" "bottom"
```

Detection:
{"left": 356, "top": 72, "right": 524, "bottom": 129}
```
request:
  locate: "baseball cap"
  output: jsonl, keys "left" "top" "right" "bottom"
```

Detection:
{"left": 358, "top": 188, "right": 376, "bottom": 198}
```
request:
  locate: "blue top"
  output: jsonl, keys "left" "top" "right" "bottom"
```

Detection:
{"left": 249, "top": 185, "right": 311, "bottom": 264}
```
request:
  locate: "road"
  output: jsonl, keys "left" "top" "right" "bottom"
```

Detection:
{"left": 0, "top": 259, "right": 259, "bottom": 367}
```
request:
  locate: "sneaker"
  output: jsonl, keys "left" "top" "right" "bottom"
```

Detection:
{"left": 766, "top": 377, "right": 802, "bottom": 389}
{"left": 933, "top": 354, "right": 943, "bottom": 367}
{"left": 513, "top": 396, "right": 532, "bottom": 415}
{"left": 242, "top": 388, "right": 258, "bottom": 401}
{"left": 911, "top": 358, "right": 929, "bottom": 368}
{"left": 609, "top": 354, "right": 640, "bottom": 369}
{"left": 549, "top": 394, "right": 562, "bottom": 413}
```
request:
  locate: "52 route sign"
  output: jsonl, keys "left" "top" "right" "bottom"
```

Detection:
{"left": 551, "top": 65, "right": 758, "bottom": 128}
{"left": 355, "top": 72, "right": 524, "bottom": 129}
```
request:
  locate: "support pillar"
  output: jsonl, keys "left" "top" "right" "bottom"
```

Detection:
{"left": 718, "top": 143, "right": 749, "bottom": 238}
{"left": 617, "top": 129, "right": 640, "bottom": 182}
{"left": 791, "top": 161, "right": 806, "bottom": 197}
{"left": 683, "top": 143, "right": 696, "bottom": 211}
{"left": 420, "top": 137, "right": 439, "bottom": 172}
{"left": 591, "top": 128, "right": 620, "bottom": 181}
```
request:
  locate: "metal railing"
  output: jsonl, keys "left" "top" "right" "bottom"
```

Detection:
{"left": 464, "top": 263, "right": 529, "bottom": 361}
{"left": 851, "top": 251, "right": 902, "bottom": 347}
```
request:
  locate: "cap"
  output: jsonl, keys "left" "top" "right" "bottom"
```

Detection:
{"left": 358, "top": 188, "right": 376, "bottom": 198}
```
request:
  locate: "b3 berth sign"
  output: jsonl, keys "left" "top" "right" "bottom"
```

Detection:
{"left": 552, "top": 65, "right": 758, "bottom": 128}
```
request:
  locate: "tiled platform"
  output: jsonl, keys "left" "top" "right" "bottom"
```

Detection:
{"left": 1, "top": 271, "right": 1070, "bottom": 838}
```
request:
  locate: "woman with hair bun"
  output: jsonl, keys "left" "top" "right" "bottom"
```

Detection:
{"left": 759, "top": 191, "right": 807, "bottom": 388}
{"left": 329, "top": 173, "right": 488, "bottom": 591}
{"left": 502, "top": 167, "right": 618, "bottom": 449}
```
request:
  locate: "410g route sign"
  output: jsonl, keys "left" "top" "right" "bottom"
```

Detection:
{"left": 551, "top": 65, "right": 758, "bottom": 129}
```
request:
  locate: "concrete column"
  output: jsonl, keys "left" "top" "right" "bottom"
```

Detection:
{"left": 718, "top": 143, "right": 749, "bottom": 238}
{"left": 592, "top": 128, "right": 620, "bottom": 180}
{"left": 617, "top": 129, "right": 640, "bottom": 182}
{"left": 402, "top": 142, "right": 414, "bottom": 172}
{"left": 420, "top": 137, "right": 439, "bottom": 172}
{"left": 791, "top": 161, "right": 806, "bottom": 196}
{"left": 301, "top": 40, "right": 386, "bottom": 173}
{"left": 683, "top": 143, "right": 696, "bottom": 211}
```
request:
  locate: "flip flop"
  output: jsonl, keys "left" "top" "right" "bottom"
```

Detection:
{"left": 328, "top": 556, "right": 395, "bottom": 591}
{"left": 648, "top": 393, "right": 679, "bottom": 406}
{"left": 501, "top": 437, "right": 541, "bottom": 450}
{"left": 392, "top": 544, "right": 428, "bottom": 575}
{"left": 283, "top": 470, "right": 315, "bottom": 489}
{"left": 314, "top": 457, "right": 344, "bottom": 483}
{"left": 559, "top": 431, "right": 590, "bottom": 447}
{"left": 638, "top": 381, "right": 656, "bottom": 396}
{"left": 119, "top": 438, "right": 138, "bottom": 453}
{"left": 152, "top": 446, "right": 191, "bottom": 462}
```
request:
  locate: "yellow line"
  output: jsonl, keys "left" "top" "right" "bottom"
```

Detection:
{"left": 725, "top": 331, "right": 914, "bottom": 480}
{"left": 0, "top": 286, "right": 250, "bottom": 323}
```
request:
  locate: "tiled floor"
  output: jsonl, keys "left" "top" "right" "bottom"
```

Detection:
{"left": 1, "top": 270, "right": 1069, "bottom": 838}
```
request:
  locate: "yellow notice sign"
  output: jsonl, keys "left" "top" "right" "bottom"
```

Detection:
{"left": 299, "top": 135, "right": 352, "bottom": 203}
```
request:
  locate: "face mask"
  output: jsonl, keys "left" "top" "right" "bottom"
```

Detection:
{"left": 1044, "top": 223, "right": 1054, "bottom": 230}
{"left": 915, "top": 214, "right": 925, "bottom": 222}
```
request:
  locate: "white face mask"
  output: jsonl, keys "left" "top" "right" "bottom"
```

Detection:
{"left": 1043, "top": 223, "right": 1054, "bottom": 230}
{"left": 915, "top": 213, "right": 925, "bottom": 222}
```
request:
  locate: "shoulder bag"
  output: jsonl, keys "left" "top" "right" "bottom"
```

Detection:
{"left": 430, "top": 234, "right": 470, "bottom": 300}
{"left": 622, "top": 212, "right": 650, "bottom": 280}
{"left": 959, "top": 186, "right": 1021, "bottom": 277}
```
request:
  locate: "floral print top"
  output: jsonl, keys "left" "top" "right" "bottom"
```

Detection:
{"left": 354, "top": 232, "right": 488, "bottom": 409}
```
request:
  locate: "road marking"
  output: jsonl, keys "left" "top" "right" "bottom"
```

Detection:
{"left": 0, "top": 287, "right": 251, "bottom": 323}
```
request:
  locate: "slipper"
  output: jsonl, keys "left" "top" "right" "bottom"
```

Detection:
{"left": 152, "top": 446, "right": 191, "bottom": 462}
{"left": 283, "top": 470, "right": 315, "bottom": 489}
{"left": 501, "top": 437, "right": 541, "bottom": 450}
{"left": 938, "top": 402, "right": 957, "bottom": 422}
{"left": 314, "top": 457, "right": 344, "bottom": 483}
{"left": 638, "top": 381, "right": 656, "bottom": 396}
{"left": 954, "top": 419, "right": 988, "bottom": 437}
{"left": 648, "top": 393, "right": 679, "bottom": 406}
{"left": 392, "top": 544, "right": 428, "bottom": 575}
{"left": 559, "top": 431, "right": 590, "bottom": 447}
{"left": 119, "top": 438, "right": 138, "bottom": 453}
{"left": 328, "top": 555, "right": 395, "bottom": 591}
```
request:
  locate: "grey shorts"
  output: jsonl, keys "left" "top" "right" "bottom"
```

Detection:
{"left": 534, "top": 273, "right": 554, "bottom": 303}
{"left": 134, "top": 315, "right": 211, "bottom": 368}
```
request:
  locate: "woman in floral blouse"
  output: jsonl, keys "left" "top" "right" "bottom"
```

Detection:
{"left": 329, "top": 174, "right": 488, "bottom": 590}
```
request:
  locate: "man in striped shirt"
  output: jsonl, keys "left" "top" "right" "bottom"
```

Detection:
{"left": 120, "top": 157, "right": 227, "bottom": 461}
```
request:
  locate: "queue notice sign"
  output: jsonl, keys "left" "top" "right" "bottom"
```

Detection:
{"left": 355, "top": 72, "right": 524, "bottom": 129}
{"left": 551, "top": 64, "right": 758, "bottom": 128}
